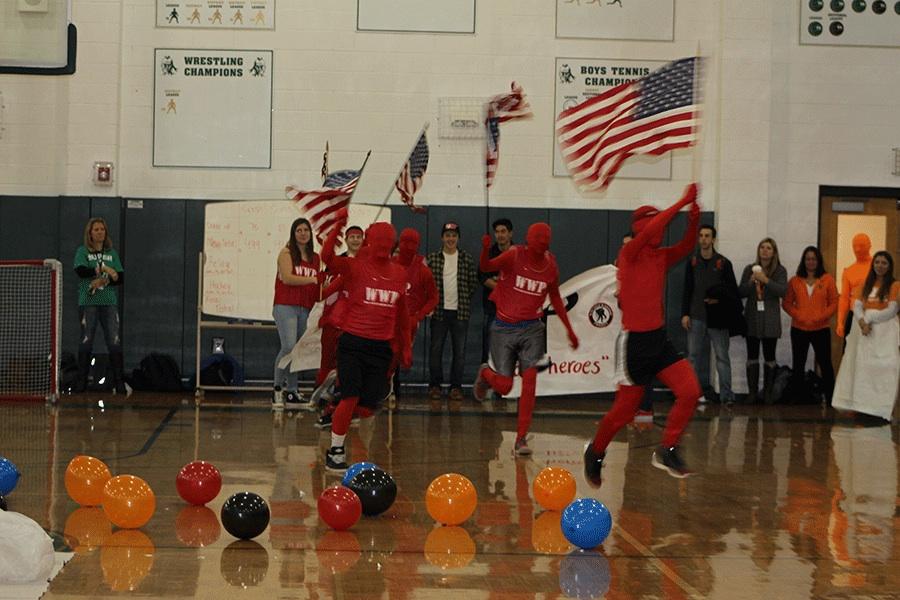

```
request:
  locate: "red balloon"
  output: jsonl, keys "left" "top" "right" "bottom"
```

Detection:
{"left": 175, "top": 461, "right": 222, "bottom": 506}
{"left": 317, "top": 485, "right": 362, "bottom": 531}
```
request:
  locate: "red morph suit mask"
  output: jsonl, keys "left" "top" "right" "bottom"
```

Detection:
{"left": 365, "top": 222, "right": 396, "bottom": 260}
{"left": 526, "top": 223, "right": 551, "bottom": 259}
{"left": 631, "top": 205, "right": 663, "bottom": 247}
{"left": 397, "top": 228, "right": 420, "bottom": 266}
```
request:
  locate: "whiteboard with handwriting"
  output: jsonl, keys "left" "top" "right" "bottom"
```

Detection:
{"left": 203, "top": 201, "right": 386, "bottom": 321}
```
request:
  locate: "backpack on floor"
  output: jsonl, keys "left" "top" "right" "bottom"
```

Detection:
{"left": 198, "top": 353, "right": 243, "bottom": 387}
{"left": 132, "top": 353, "right": 183, "bottom": 392}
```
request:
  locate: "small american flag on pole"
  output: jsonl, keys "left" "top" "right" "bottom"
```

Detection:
{"left": 395, "top": 131, "right": 429, "bottom": 213}
{"left": 556, "top": 57, "right": 702, "bottom": 193}
{"left": 286, "top": 169, "right": 359, "bottom": 243}
{"left": 485, "top": 81, "right": 533, "bottom": 189}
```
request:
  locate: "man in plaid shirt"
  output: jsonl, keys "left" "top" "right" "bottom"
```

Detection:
{"left": 426, "top": 222, "right": 478, "bottom": 404}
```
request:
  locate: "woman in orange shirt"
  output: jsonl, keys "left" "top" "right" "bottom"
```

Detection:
{"left": 782, "top": 246, "right": 838, "bottom": 404}
{"left": 832, "top": 251, "right": 899, "bottom": 421}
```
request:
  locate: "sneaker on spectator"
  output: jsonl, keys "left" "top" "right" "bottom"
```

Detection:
{"left": 651, "top": 445, "right": 693, "bottom": 478}
{"left": 314, "top": 413, "right": 332, "bottom": 429}
{"left": 514, "top": 436, "right": 533, "bottom": 456}
{"left": 325, "top": 446, "right": 347, "bottom": 472}
{"left": 272, "top": 386, "right": 285, "bottom": 410}
{"left": 472, "top": 364, "right": 491, "bottom": 402}
{"left": 284, "top": 391, "right": 312, "bottom": 411}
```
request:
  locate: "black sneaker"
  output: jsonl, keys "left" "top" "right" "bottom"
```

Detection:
{"left": 583, "top": 442, "right": 605, "bottom": 488}
{"left": 314, "top": 413, "right": 333, "bottom": 430}
{"left": 534, "top": 354, "right": 552, "bottom": 373}
{"left": 284, "top": 391, "right": 312, "bottom": 411}
{"left": 651, "top": 445, "right": 693, "bottom": 478}
{"left": 472, "top": 364, "right": 491, "bottom": 402}
{"left": 325, "top": 446, "right": 347, "bottom": 472}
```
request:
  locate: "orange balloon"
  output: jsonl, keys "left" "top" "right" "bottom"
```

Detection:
{"left": 64, "top": 507, "right": 112, "bottom": 555}
{"left": 100, "top": 529, "right": 155, "bottom": 592}
{"left": 424, "top": 526, "right": 476, "bottom": 569}
{"left": 425, "top": 473, "right": 477, "bottom": 525}
{"left": 102, "top": 475, "right": 156, "bottom": 529}
{"left": 65, "top": 455, "right": 112, "bottom": 506}
{"left": 531, "top": 510, "right": 570, "bottom": 554}
{"left": 532, "top": 467, "right": 576, "bottom": 511}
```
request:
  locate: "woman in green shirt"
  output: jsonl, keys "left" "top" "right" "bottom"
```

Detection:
{"left": 73, "top": 218, "right": 125, "bottom": 393}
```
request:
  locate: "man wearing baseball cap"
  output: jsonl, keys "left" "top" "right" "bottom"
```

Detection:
{"left": 426, "top": 221, "right": 478, "bottom": 408}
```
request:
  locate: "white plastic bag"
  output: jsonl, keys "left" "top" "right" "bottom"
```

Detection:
{"left": 0, "top": 510, "right": 55, "bottom": 583}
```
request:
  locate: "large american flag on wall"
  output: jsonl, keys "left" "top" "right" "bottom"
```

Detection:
{"left": 286, "top": 169, "right": 359, "bottom": 243}
{"left": 556, "top": 57, "right": 702, "bottom": 193}
{"left": 485, "top": 81, "right": 533, "bottom": 189}
{"left": 395, "top": 131, "right": 429, "bottom": 213}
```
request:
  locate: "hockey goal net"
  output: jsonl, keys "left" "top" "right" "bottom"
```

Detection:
{"left": 0, "top": 260, "right": 62, "bottom": 402}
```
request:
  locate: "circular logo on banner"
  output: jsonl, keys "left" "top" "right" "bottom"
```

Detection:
{"left": 588, "top": 303, "right": 614, "bottom": 328}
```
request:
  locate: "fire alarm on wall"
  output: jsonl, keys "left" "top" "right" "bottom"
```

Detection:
{"left": 93, "top": 162, "right": 113, "bottom": 186}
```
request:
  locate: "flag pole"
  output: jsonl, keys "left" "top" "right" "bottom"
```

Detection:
{"left": 690, "top": 47, "right": 705, "bottom": 187}
{"left": 375, "top": 122, "right": 429, "bottom": 222}
{"left": 484, "top": 104, "right": 491, "bottom": 235}
{"left": 349, "top": 150, "right": 373, "bottom": 204}
{"left": 321, "top": 141, "right": 329, "bottom": 184}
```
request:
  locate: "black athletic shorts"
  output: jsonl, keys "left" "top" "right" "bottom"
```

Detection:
{"left": 337, "top": 333, "right": 393, "bottom": 408}
{"left": 614, "top": 328, "right": 683, "bottom": 386}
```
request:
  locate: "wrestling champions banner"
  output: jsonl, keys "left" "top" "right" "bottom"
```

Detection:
{"left": 509, "top": 264, "right": 620, "bottom": 397}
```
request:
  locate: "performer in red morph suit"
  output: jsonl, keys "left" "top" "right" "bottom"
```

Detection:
{"left": 584, "top": 183, "right": 702, "bottom": 484}
{"left": 387, "top": 228, "right": 438, "bottom": 407}
{"left": 473, "top": 222, "right": 579, "bottom": 456}
{"left": 320, "top": 218, "right": 411, "bottom": 472}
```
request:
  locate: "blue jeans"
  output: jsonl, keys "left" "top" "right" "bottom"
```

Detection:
{"left": 78, "top": 305, "right": 122, "bottom": 354}
{"left": 429, "top": 311, "right": 468, "bottom": 389}
{"left": 687, "top": 319, "right": 733, "bottom": 401}
{"left": 273, "top": 304, "right": 309, "bottom": 392}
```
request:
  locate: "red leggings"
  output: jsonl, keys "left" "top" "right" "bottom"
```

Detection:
{"left": 479, "top": 365, "right": 537, "bottom": 440}
{"left": 591, "top": 359, "right": 700, "bottom": 452}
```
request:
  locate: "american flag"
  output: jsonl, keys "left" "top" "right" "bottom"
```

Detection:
{"left": 485, "top": 81, "right": 533, "bottom": 188}
{"left": 395, "top": 131, "right": 429, "bottom": 213}
{"left": 286, "top": 169, "right": 359, "bottom": 243}
{"left": 556, "top": 57, "right": 701, "bottom": 193}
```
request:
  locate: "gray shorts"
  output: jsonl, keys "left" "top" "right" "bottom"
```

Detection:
{"left": 490, "top": 319, "right": 546, "bottom": 377}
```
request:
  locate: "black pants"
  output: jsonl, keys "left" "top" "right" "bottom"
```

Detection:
{"left": 745, "top": 336, "right": 777, "bottom": 362}
{"left": 429, "top": 311, "right": 468, "bottom": 389}
{"left": 789, "top": 327, "right": 834, "bottom": 400}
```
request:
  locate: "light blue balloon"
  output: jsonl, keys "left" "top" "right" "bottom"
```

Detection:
{"left": 561, "top": 498, "right": 612, "bottom": 550}
{"left": 341, "top": 462, "right": 378, "bottom": 487}
{"left": 0, "top": 457, "right": 21, "bottom": 496}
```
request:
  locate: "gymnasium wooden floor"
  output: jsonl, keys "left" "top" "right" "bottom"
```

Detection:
{"left": 2, "top": 392, "right": 899, "bottom": 599}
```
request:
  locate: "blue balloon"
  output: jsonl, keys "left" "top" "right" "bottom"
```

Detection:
{"left": 559, "top": 549, "right": 611, "bottom": 600}
{"left": 0, "top": 457, "right": 20, "bottom": 496}
{"left": 561, "top": 498, "right": 612, "bottom": 550}
{"left": 341, "top": 462, "right": 378, "bottom": 487}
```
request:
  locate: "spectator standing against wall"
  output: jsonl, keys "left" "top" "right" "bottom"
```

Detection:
{"left": 478, "top": 219, "right": 513, "bottom": 393}
{"left": 782, "top": 246, "right": 838, "bottom": 405}
{"left": 426, "top": 222, "right": 478, "bottom": 406}
{"left": 73, "top": 218, "right": 126, "bottom": 394}
{"left": 738, "top": 238, "right": 787, "bottom": 404}
{"left": 681, "top": 225, "right": 742, "bottom": 405}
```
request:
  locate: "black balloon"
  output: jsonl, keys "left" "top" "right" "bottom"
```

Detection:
{"left": 220, "top": 492, "right": 270, "bottom": 540}
{"left": 0, "top": 494, "right": 6, "bottom": 511}
{"left": 347, "top": 469, "right": 397, "bottom": 516}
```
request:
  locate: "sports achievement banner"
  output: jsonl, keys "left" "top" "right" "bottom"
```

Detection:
{"left": 156, "top": 1, "right": 275, "bottom": 30}
{"left": 509, "top": 265, "right": 621, "bottom": 397}
{"left": 153, "top": 49, "right": 272, "bottom": 168}
{"left": 556, "top": 0, "right": 674, "bottom": 41}
{"left": 553, "top": 57, "right": 670, "bottom": 181}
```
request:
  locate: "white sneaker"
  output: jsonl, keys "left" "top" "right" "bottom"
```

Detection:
{"left": 272, "top": 387, "right": 285, "bottom": 410}
{"left": 514, "top": 436, "right": 533, "bottom": 456}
